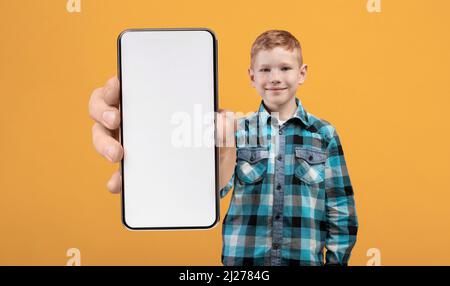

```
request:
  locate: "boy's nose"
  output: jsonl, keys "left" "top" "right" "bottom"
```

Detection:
{"left": 270, "top": 77, "right": 281, "bottom": 84}
{"left": 269, "top": 70, "right": 282, "bottom": 82}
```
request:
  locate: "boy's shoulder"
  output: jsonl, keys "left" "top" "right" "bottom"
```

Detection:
{"left": 305, "top": 111, "right": 338, "bottom": 141}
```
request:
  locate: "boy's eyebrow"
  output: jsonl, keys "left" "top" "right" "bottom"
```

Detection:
{"left": 258, "top": 62, "right": 294, "bottom": 68}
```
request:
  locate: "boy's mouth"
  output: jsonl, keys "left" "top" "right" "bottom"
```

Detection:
{"left": 266, "top": 87, "right": 287, "bottom": 91}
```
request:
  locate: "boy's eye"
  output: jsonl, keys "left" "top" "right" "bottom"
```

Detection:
{"left": 259, "top": 67, "right": 291, "bottom": 72}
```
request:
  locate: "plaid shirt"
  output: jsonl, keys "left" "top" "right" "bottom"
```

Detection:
{"left": 220, "top": 98, "right": 358, "bottom": 266}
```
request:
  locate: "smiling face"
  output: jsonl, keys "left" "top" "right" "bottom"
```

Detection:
{"left": 248, "top": 46, "right": 307, "bottom": 111}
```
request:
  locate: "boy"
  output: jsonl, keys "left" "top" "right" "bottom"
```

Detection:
{"left": 89, "top": 30, "right": 357, "bottom": 266}
{"left": 218, "top": 30, "right": 357, "bottom": 266}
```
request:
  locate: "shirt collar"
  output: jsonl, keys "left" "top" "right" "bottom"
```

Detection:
{"left": 257, "top": 97, "right": 310, "bottom": 127}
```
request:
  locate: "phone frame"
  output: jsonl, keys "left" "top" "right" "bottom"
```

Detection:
{"left": 117, "top": 28, "right": 220, "bottom": 230}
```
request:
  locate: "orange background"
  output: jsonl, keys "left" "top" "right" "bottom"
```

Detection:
{"left": 1, "top": 0, "right": 449, "bottom": 265}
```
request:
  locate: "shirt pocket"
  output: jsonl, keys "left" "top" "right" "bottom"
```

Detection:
{"left": 236, "top": 147, "right": 270, "bottom": 184}
{"left": 294, "top": 146, "right": 327, "bottom": 184}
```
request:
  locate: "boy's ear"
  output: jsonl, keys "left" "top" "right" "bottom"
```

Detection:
{"left": 297, "top": 64, "right": 308, "bottom": 85}
{"left": 248, "top": 68, "right": 255, "bottom": 88}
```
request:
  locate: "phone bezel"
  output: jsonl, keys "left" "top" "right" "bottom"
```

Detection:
{"left": 117, "top": 28, "right": 220, "bottom": 230}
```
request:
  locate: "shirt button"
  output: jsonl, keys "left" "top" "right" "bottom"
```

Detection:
{"left": 277, "top": 155, "right": 282, "bottom": 161}
{"left": 278, "top": 129, "right": 283, "bottom": 135}
{"left": 308, "top": 155, "right": 313, "bottom": 161}
{"left": 250, "top": 154, "right": 255, "bottom": 161}
{"left": 273, "top": 243, "right": 280, "bottom": 250}
{"left": 276, "top": 184, "right": 281, "bottom": 190}
{"left": 275, "top": 214, "right": 281, "bottom": 220}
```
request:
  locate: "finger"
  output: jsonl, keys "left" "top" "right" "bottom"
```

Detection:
{"left": 216, "top": 110, "right": 226, "bottom": 146}
{"left": 104, "top": 76, "right": 120, "bottom": 107}
{"left": 107, "top": 170, "right": 122, "bottom": 194}
{"left": 89, "top": 87, "right": 121, "bottom": 130}
{"left": 218, "top": 109, "right": 238, "bottom": 130}
{"left": 217, "top": 109, "right": 237, "bottom": 147}
{"left": 92, "top": 122, "right": 124, "bottom": 163}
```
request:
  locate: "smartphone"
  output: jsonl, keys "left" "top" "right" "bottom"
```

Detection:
{"left": 117, "top": 28, "right": 219, "bottom": 230}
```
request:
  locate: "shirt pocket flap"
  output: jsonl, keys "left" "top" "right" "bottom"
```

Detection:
{"left": 236, "top": 148, "right": 269, "bottom": 184}
{"left": 294, "top": 147, "right": 327, "bottom": 164}
{"left": 237, "top": 148, "right": 270, "bottom": 164}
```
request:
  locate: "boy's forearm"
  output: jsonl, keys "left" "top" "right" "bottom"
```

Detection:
{"left": 218, "top": 146, "right": 236, "bottom": 190}
{"left": 324, "top": 204, "right": 358, "bottom": 265}
{"left": 323, "top": 130, "right": 358, "bottom": 265}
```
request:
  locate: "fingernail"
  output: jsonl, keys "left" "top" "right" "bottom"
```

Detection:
{"left": 103, "top": 111, "right": 116, "bottom": 127}
{"left": 105, "top": 146, "right": 115, "bottom": 162}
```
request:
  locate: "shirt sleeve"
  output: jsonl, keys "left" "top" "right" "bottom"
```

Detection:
{"left": 324, "top": 129, "right": 358, "bottom": 266}
{"left": 219, "top": 173, "right": 235, "bottom": 199}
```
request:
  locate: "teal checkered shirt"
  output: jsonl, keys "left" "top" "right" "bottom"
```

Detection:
{"left": 220, "top": 98, "right": 358, "bottom": 266}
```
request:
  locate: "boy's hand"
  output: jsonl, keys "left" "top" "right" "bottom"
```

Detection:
{"left": 89, "top": 76, "right": 123, "bottom": 194}
{"left": 216, "top": 109, "right": 237, "bottom": 190}
{"left": 89, "top": 76, "right": 237, "bottom": 194}
{"left": 216, "top": 109, "right": 237, "bottom": 148}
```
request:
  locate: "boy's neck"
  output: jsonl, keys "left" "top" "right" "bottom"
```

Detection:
{"left": 263, "top": 97, "right": 298, "bottom": 121}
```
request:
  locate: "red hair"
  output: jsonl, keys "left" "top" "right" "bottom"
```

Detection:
{"left": 250, "top": 30, "right": 303, "bottom": 68}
